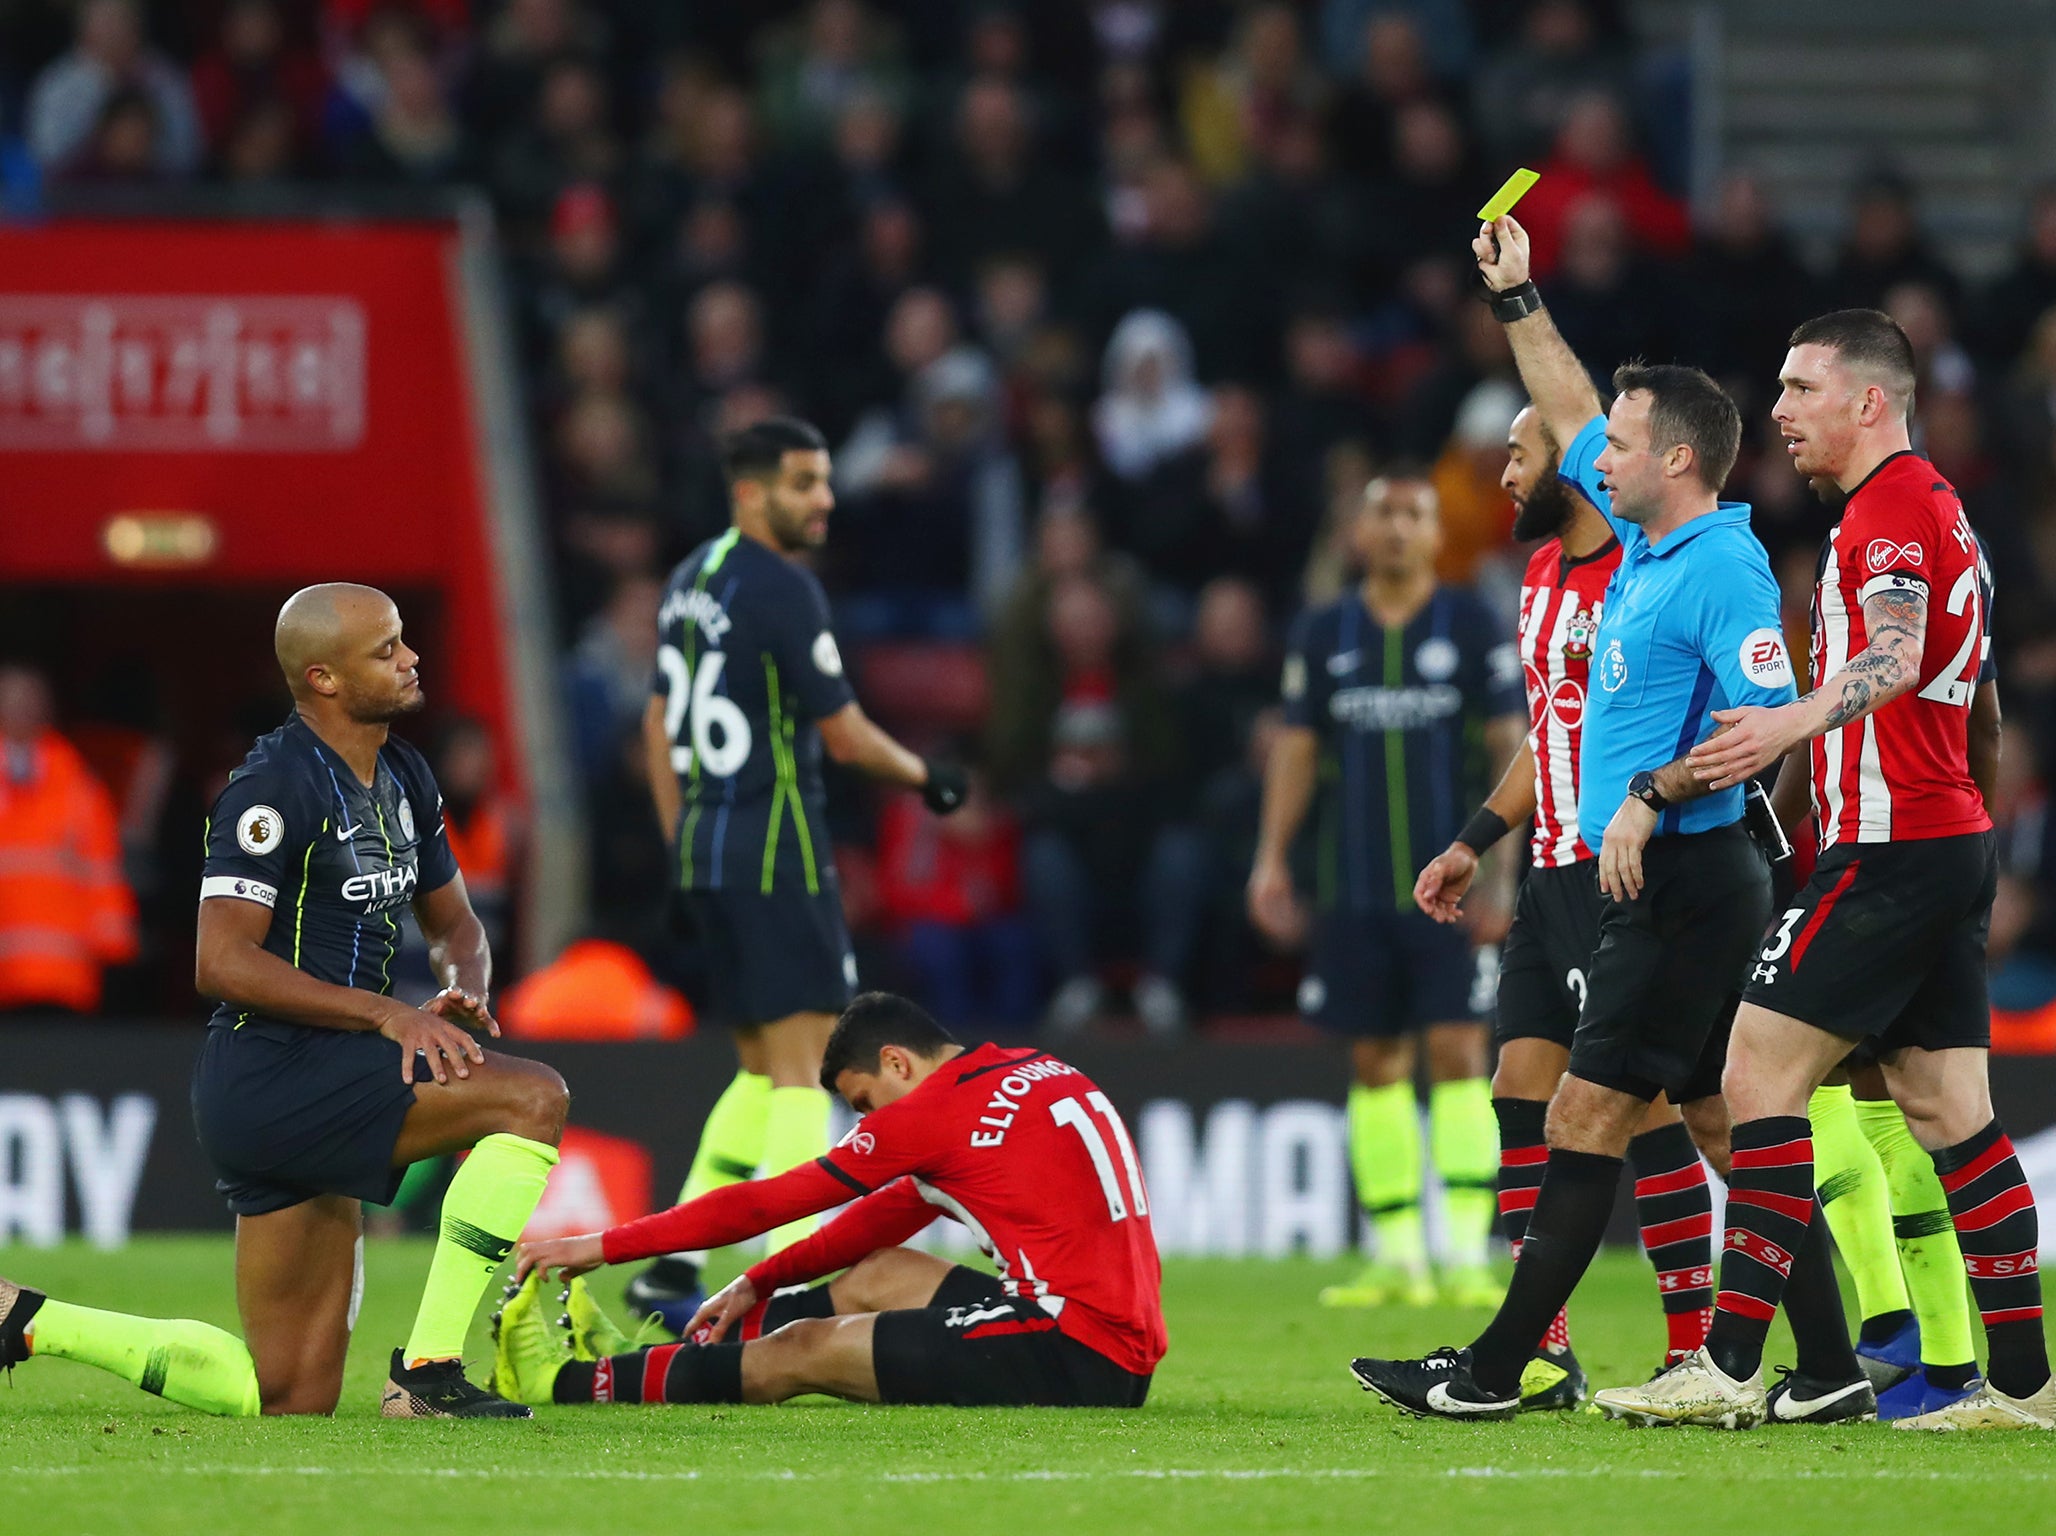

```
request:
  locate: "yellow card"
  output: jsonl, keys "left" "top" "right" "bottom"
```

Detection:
{"left": 1477, "top": 168, "right": 1541, "bottom": 222}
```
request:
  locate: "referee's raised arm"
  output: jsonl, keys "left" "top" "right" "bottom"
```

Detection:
{"left": 1472, "top": 216, "right": 1603, "bottom": 447}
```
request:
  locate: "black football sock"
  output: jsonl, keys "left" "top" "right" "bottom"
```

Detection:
{"left": 758, "top": 1285, "right": 836, "bottom": 1332}
{"left": 1492, "top": 1098, "right": 1567, "bottom": 1351}
{"left": 1933, "top": 1119, "right": 2050, "bottom": 1399}
{"left": 1468, "top": 1149, "right": 1623, "bottom": 1397}
{"left": 1704, "top": 1116, "right": 1816, "bottom": 1381}
{"left": 1628, "top": 1122, "right": 1716, "bottom": 1359}
{"left": 553, "top": 1342, "right": 745, "bottom": 1405}
{"left": 1781, "top": 1208, "right": 1862, "bottom": 1382}
{"left": 931, "top": 1264, "right": 1008, "bottom": 1311}
{"left": 1857, "top": 1307, "right": 1914, "bottom": 1347}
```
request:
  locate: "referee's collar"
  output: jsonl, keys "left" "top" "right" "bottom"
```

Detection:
{"left": 1640, "top": 500, "right": 1753, "bottom": 559}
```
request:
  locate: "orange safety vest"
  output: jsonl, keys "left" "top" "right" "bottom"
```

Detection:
{"left": 498, "top": 938, "right": 693, "bottom": 1040}
{"left": 0, "top": 731, "right": 138, "bottom": 1011}
{"left": 443, "top": 797, "right": 513, "bottom": 903}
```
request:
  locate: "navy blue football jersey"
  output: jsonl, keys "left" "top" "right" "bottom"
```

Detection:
{"left": 656, "top": 528, "right": 857, "bottom": 894}
{"left": 200, "top": 715, "right": 460, "bottom": 1030}
{"left": 1281, "top": 586, "right": 1523, "bottom": 913}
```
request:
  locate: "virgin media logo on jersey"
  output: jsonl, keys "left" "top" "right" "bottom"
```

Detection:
{"left": 1548, "top": 679, "right": 1585, "bottom": 728}
{"left": 1866, "top": 538, "right": 1923, "bottom": 573}
{"left": 0, "top": 295, "right": 366, "bottom": 451}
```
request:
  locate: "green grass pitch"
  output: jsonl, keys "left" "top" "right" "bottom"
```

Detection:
{"left": 3, "top": 1238, "right": 2051, "bottom": 1536}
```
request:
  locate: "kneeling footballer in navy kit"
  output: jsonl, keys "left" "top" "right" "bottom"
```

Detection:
{"left": 627, "top": 417, "right": 967, "bottom": 1331}
{"left": 2, "top": 584, "right": 566, "bottom": 1418}
{"left": 498, "top": 993, "right": 1164, "bottom": 1409}
{"left": 1248, "top": 471, "right": 1525, "bottom": 1309}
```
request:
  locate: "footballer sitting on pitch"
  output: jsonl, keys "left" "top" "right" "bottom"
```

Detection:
{"left": 497, "top": 993, "right": 1164, "bottom": 1409}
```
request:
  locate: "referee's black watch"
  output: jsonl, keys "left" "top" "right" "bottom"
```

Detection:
{"left": 1626, "top": 770, "right": 1670, "bottom": 815}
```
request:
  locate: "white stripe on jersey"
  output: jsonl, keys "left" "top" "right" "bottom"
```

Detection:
{"left": 1856, "top": 716, "right": 1893, "bottom": 841}
{"left": 1817, "top": 543, "right": 1849, "bottom": 844}
{"left": 1541, "top": 591, "right": 1582, "bottom": 863}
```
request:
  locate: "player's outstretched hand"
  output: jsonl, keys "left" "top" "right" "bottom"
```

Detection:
{"left": 374, "top": 999, "right": 487, "bottom": 1084}
{"left": 1414, "top": 842, "right": 1478, "bottom": 923}
{"left": 683, "top": 1275, "right": 761, "bottom": 1343}
{"left": 1472, "top": 214, "right": 1532, "bottom": 291}
{"left": 513, "top": 1232, "right": 604, "bottom": 1285}
{"left": 1686, "top": 705, "right": 1796, "bottom": 792}
{"left": 425, "top": 985, "right": 500, "bottom": 1038}
{"left": 921, "top": 759, "right": 969, "bottom": 815}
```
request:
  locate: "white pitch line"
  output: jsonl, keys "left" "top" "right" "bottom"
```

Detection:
{"left": 7, "top": 1464, "right": 2052, "bottom": 1486}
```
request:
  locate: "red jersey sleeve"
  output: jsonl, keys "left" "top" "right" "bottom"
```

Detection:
{"left": 744, "top": 1178, "right": 939, "bottom": 1292}
{"left": 1851, "top": 485, "right": 1939, "bottom": 605}
{"left": 600, "top": 1160, "right": 851, "bottom": 1265}
{"left": 817, "top": 1086, "right": 950, "bottom": 1193}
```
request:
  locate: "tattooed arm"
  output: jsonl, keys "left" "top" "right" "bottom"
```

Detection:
{"left": 1686, "top": 585, "right": 1929, "bottom": 791}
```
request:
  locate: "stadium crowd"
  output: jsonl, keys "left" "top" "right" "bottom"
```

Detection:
{"left": 8, "top": 0, "right": 2056, "bottom": 1032}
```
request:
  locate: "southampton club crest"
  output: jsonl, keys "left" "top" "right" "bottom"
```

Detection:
{"left": 1562, "top": 604, "right": 1597, "bottom": 662}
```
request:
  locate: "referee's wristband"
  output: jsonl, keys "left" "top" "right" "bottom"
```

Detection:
{"left": 1457, "top": 807, "right": 1512, "bottom": 855}
{"left": 1487, "top": 280, "right": 1544, "bottom": 323}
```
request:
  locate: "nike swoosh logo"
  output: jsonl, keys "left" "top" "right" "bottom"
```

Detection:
{"left": 337, "top": 822, "right": 362, "bottom": 841}
{"left": 1775, "top": 1378, "right": 1867, "bottom": 1419}
{"left": 1427, "top": 1381, "right": 1514, "bottom": 1415}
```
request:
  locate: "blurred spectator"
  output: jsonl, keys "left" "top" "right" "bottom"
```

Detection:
{"left": 491, "top": 56, "right": 623, "bottom": 232}
{"left": 756, "top": 0, "right": 910, "bottom": 150}
{"left": 1179, "top": 1, "right": 1328, "bottom": 187}
{"left": 1885, "top": 281, "right": 1977, "bottom": 403}
{"left": 1326, "top": 10, "right": 1450, "bottom": 178}
{"left": 985, "top": 574, "right": 1200, "bottom": 1037}
{"left": 27, "top": 0, "right": 200, "bottom": 176}
{"left": 564, "top": 572, "right": 662, "bottom": 787}
{"left": 1355, "top": 99, "right": 1479, "bottom": 287}
{"left": 190, "top": 0, "right": 326, "bottom": 174}
{"left": 1680, "top": 173, "right": 1818, "bottom": 387}
{"left": 335, "top": 31, "right": 473, "bottom": 185}
{"left": 53, "top": 85, "right": 165, "bottom": 183}
{"left": 1974, "top": 185, "right": 2056, "bottom": 372}
{"left": 553, "top": 390, "right": 659, "bottom": 510}
{"left": 1092, "top": 308, "right": 1214, "bottom": 482}
{"left": 1827, "top": 172, "right": 1961, "bottom": 314}
{"left": 1272, "top": 307, "right": 1376, "bottom": 496}
{"left": 678, "top": 280, "right": 771, "bottom": 413}
{"left": 467, "top": 0, "right": 596, "bottom": 142}
{"left": 808, "top": 201, "right": 929, "bottom": 431}
{"left": 836, "top": 345, "right": 1026, "bottom": 635}
{"left": 1431, "top": 379, "right": 1525, "bottom": 584}
{"left": 217, "top": 97, "right": 301, "bottom": 185}
{"left": 872, "top": 769, "right": 1036, "bottom": 1030}
{"left": 0, "top": 664, "right": 137, "bottom": 1012}
{"left": 927, "top": 75, "right": 1098, "bottom": 291}
{"left": 1470, "top": 0, "right": 1630, "bottom": 162}
{"left": 1171, "top": 577, "right": 1276, "bottom": 814}
{"left": 1539, "top": 194, "right": 1677, "bottom": 375}
{"left": 1516, "top": 90, "right": 1689, "bottom": 277}
{"left": 991, "top": 505, "right": 1155, "bottom": 682}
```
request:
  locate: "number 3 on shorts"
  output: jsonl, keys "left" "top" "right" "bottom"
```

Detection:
{"left": 1759, "top": 906, "right": 1805, "bottom": 965}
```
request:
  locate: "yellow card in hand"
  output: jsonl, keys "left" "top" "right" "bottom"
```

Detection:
{"left": 1477, "top": 168, "right": 1540, "bottom": 222}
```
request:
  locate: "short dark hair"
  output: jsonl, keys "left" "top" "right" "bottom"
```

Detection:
{"left": 1786, "top": 309, "right": 1917, "bottom": 415}
{"left": 1608, "top": 362, "right": 1742, "bottom": 492}
{"left": 819, "top": 992, "right": 958, "bottom": 1092}
{"left": 720, "top": 416, "right": 827, "bottom": 483}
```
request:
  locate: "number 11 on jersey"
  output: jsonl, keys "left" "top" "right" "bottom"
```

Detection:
{"left": 657, "top": 644, "right": 752, "bottom": 776}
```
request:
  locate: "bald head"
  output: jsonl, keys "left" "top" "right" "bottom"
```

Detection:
{"left": 276, "top": 583, "right": 424, "bottom": 722}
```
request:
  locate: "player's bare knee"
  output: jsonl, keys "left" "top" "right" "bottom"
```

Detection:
{"left": 1680, "top": 1097, "right": 1730, "bottom": 1176}
{"left": 497, "top": 1059, "right": 569, "bottom": 1144}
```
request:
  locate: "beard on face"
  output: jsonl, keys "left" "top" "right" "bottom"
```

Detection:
{"left": 1511, "top": 472, "right": 1574, "bottom": 542}
{"left": 349, "top": 681, "right": 426, "bottom": 725}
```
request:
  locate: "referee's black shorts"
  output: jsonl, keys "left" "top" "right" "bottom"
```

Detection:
{"left": 1496, "top": 861, "right": 1607, "bottom": 1049}
{"left": 1741, "top": 830, "right": 1995, "bottom": 1055}
{"left": 1568, "top": 824, "right": 1770, "bottom": 1104}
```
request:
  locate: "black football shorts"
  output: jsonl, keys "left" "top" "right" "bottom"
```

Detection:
{"left": 1741, "top": 830, "right": 1996, "bottom": 1054}
{"left": 679, "top": 885, "right": 857, "bottom": 1028}
{"left": 871, "top": 1296, "right": 1152, "bottom": 1408}
{"left": 1496, "top": 861, "right": 1607, "bottom": 1049}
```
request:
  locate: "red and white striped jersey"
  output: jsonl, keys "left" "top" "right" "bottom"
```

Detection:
{"left": 1517, "top": 535, "right": 1622, "bottom": 867}
{"left": 1809, "top": 451, "right": 1991, "bottom": 848}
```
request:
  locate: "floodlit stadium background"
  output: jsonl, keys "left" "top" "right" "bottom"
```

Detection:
{"left": 6, "top": 0, "right": 2056, "bottom": 1249}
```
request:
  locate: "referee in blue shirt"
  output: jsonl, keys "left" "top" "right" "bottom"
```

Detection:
{"left": 1354, "top": 214, "right": 1803, "bottom": 1419}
